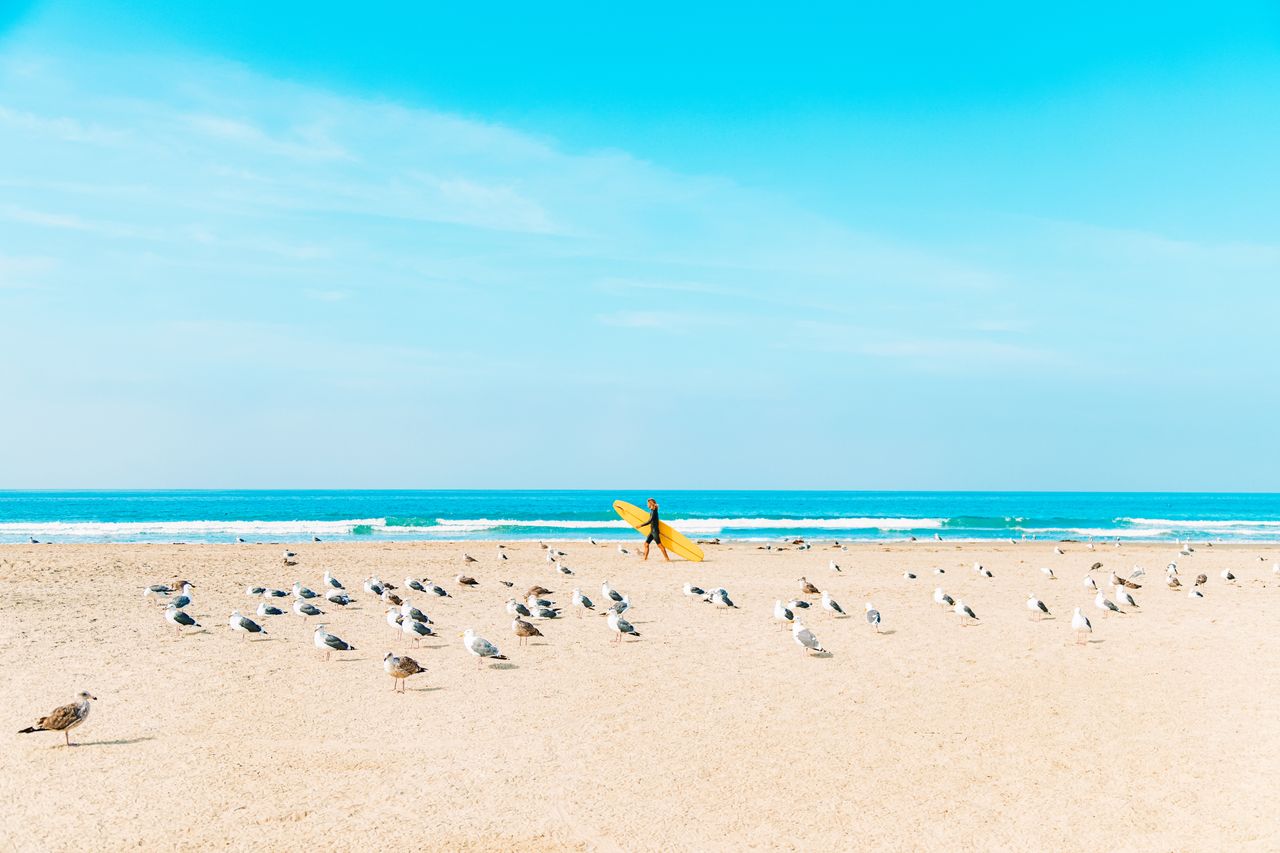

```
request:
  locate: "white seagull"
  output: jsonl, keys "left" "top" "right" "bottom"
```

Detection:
{"left": 773, "top": 599, "right": 794, "bottom": 628}
{"left": 1040, "top": 567, "right": 1055, "bottom": 580}
{"left": 164, "top": 604, "right": 200, "bottom": 636}
{"left": 820, "top": 590, "right": 846, "bottom": 617}
{"left": 607, "top": 610, "right": 640, "bottom": 642}
{"left": 572, "top": 588, "right": 595, "bottom": 616}
{"left": 954, "top": 599, "right": 979, "bottom": 625}
{"left": 933, "top": 587, "right": 954, "bottom": 607}
{"left": 864, "top": 602, "right": 881, "bottom": 632}
{"left": 313, "top": 624, "right": 355, "bottom": 661}
{"left": 1026, "top": 593, "right": 1050, "bottom": 621}
{"left": 1114, "top": 585, "right": 1138, "bottom": 609}
{"left": 792, "top": 621, "right": 826, "bottom": 655}
{"left": 461, "top": 628, "right": 507, "bottom": 667}
{"left": 323, "top": 571, "right": 345, "bottom": 590}
{"left": 1094, "top": 590, "right": 1124, "bottom": 616}
{"left": 229, "top": 610, "right": 267, "bottom": 640}
{"left": 1071, "top": 607, "right": 1092, "bottom": 644}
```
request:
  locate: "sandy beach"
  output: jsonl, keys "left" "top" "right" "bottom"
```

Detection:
{"left": 2, "top": 540, "right": 1277, "bottom": 851}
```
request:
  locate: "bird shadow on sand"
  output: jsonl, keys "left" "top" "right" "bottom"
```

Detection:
{"left": 75, "top": 736, "right": 156, "bottom": 747}
{"left": 876, "top": 629, "right": 898, "bottom": 636}
{"left": 406, "top": 686, "right": 445, "bottom": 693}
{"left": 487, "top": 662, "right": 519, "bottom": 670}
{"left": 333, "top": 657, "right": 370, "bottom": 663}
{"left": 1086, "top": 638, "right": 1106, "bottom": 645}
{"left": 807, "top": 651, "right": 835, "bottom": 659}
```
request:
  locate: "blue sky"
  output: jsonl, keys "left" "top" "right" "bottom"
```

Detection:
{"left": 1, "top": 1, "right": 1278, "bottom": 489}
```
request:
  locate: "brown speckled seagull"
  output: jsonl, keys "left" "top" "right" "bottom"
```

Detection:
{"left": 19, "top": 691, "right": 97, "bottom": 746}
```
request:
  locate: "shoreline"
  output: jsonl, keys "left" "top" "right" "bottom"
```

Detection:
{"left": 5, "top": 540, "right": 1278, "bottom": 850}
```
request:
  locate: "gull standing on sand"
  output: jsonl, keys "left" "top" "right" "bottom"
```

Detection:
{"left": 572, "top": 588, "right": 595, "bottom": 616}
{"left": 18, "top": 692, "right": 97, "bottom": 746}
{"left": 323, "top": 571, "right": 344, "bottom": 590}
{"left": 363, "top": 578, "right": 385, "bottom": 597}
{"left": 461, "top": 629, "right": 507, "bottom": 667}
{"left": 405, "top": 578, "right": 427, "bottom": 593}
{"left": 864, "top": 602, "right": 881, "bottom": 632}
{"left": 1114, "top": 585, "right": 1139, "bottom": 609}
{"left": 1083, "top": 575, "right": 1098, "bottom": 590}
{"left": 607, "top": 610, "right": 640, "bottom": 642}
{"left": 400, "top": 600, "right": 430, "bottom": 624}
{"left": 169, "top": 582, "right": 194, "bottom": 610}
{"left": 792, "top": 621, "right": 825, "bottom": 655}
{"left": 383, "top": 653, "right": 426, "bottom": 693}
{"left": 325, "top": 589, "right": 352, "bottom": 606}
{"left": 829, "top": 560, "right": 841, "bottom": 572}
{"left": 256, "top": 601, "right": 285, "bottom": 617}
{"left": 292, "top": 581, "right": 319, "bottom": 600}
{"left": 1189, "top": 588, "right": 1204, "bottom": 598}
{"left": 954, "top": 599, "right": 979, "bottom": 625}
{"left": 512, "top": 618, "right": 543, "bottom": 646}
{"left": 229, "top": 610, "right": 267, "bottom": 639}
{"left": 1221, "top": 569, "right": 1237, "bottom": 583}
{"left": 506, "top": 598, "right": 532, "bottom": 618}
{"left": 933, "top": 587, "right": 954, "bottom": 607}
{"left": 821, "top": 590, "right": 846, "bottom": 617}
{"left": 164, "top": 604, "right": 201, "bottom": 636}
{"left": 683, "top": 583, "right": 705, "bottom": 600}
{"left": 314, "top": 624, "right": 355, "bottom": 661}
{"left": 1071, "top": 607, "right": 1092, "bottom": 644}
{"left": 1094, "top": 591, "right": 1124, "bottom": 616}
{"left": 1041, "top": 567, "right": 1055, "bottom": 580}
{"left": 402, "top": 617, "right": 434, "bottom": 646}
{"left": 773, "top": 599, "right": 794, "bottom": 628}
{"left": 1026, "top": 593, "right": 1050, "bottom": 621}
{"left": 608, "top": 595, "right": 631, "bottom": 616}
{"left": 707, "top": 588, "right": 738, "bottom": 609}
{"left": 423, "top": 580, "right": 450, "bottom": 597}
{"left": 799, "top": 577, "right": 820, "bottom": 595}
{"left": 602, "top": 581, "right": 624, "bottom": 603}
{"left": 903, "top": 571, "right": 917, "bottom": 579}
{"left": 386, "top": 607, "right": 404, "bottom": 633}
{"left": 617, "top": 545, "right": 630, "bottom": 557}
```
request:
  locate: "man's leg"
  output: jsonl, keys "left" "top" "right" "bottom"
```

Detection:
{"left": 642, "top": 540, "right": 650, "bottom": 560}
{"left": 657, "top": 542, "right": 671, "bottom": 562}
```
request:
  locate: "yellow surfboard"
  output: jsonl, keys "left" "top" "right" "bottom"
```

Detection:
{"left": 612, "top": 500, "right": 705, "bottom": 562}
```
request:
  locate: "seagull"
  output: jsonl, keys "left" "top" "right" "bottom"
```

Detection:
{"left": 512, "top": 618, "right": 543, "bottom": 646}
{"left": 456, "top": 573, "right": 479, "bottom": 587}
{"left": 682, "top": 583, "right": 706, "bottom": 600}
{"left": 168, "top": 582, "right": 194, "bottom": 610}
{"left": 424, "top": 581, "right": 450, "bottom": 597}
{"left": 829, "top": 560, "right": 841, "bottom": 572}
{"left": 1114, "top": 585, "right": 1139, "bottom": 608}
{"left": 864, "top": 602, "right": 881, "bottom": 632}
{"left": 1094, "top": 591, "right": 1124, "bottom": 616}
{"left": 954, "top": 599, "right": 979, "bottom": 625}
{"left": 903, "top": 571, "right": 917, "bottom": 580}
{"left": 608, "top": 595, "right": 631, "bottom": 616}
{"left": 572, "top": 588, "right": 595, "bottom": 616}
{"left": 1026, "top": 593, "right": 1050, "bottom": 621}
{"left": 164, "top": 605, "right": 200, "bottom": 636}
{"left": 283, "top": 550, "right": 297, "bottom": 559}
{"left": 292, "top": 581, "right": 319, "bottom": 600}
{"left": 601, "top": 581, "right": 624, "bottom": 603}
{"left": 143, "top": 583, "right": 173, "bottom": 599}
{"left": 384, "top": 653, "right": 426, "bottom": 693}
{"left": 314, "top": 624, "right": 355, "bottom": 661}
{"left": 1083, "top": 575, "right": 1098, "bottom": 590}
{"left": 401, "top": 618, "right": 435, "bottom": 646}
{"left": 976, "top": 566, "right": 994, "bottom": 578}
{"left": 499, "top": 552, "right": 509, "bottom": 561}
{"left": 933, "top": 567, "right": 946, "bottom": 575}
{"left": 1071, "top": 607, "right": 1092, "bottom": 644}
{"left": 527, "top": 585, "right": 553, "bottom": 597}
{"left": 463, "top": 553, "right": 478, "bottom": 563}
{"left": 786, "top": 598, "right": 811, "bottom": 611}
{"left": 1220, "top": 569, "right": 1236, "bottom": 583}
{"left": 1167, "top": 575, "right": 1182, "bottom": 590}
{"left": 266, "top": 587, "right": 289, "bottom": 598}
{"left": 1195, "top": 573, "right": 1208, "bottom": 587}
{"left": 363, "top": 578, "right": 385, "bottom": 596}
{"left": 18, "top": 691, "right": 97, "bottom": 746}
{"left": 1041, "top": 567, "right": 1055, "bottom": 579}
{"left": 773, "top": 599, "right": 795, "bottom": 628}
{"left": 792, "top": 621, "right": 825, "bottom": 655}
{"left": 1054, "top": 547, "right": 1065, "bottom": 555}
{"left": 1111, "top": 572, "right": 1141, "bottom": 590}
{"left": 405, "top": 577, "right": 427, "bottom": 593}
{"left": 385, "top": 607, "right": 404, "bottom": 633}
{"left": 461, "top": 629, "right": 507, "bottom": 667}
{"left": 400, "top": 600, "right": 430, "bottom": 624}
{"left": 506, "top": 598, "right": 532, "bottom": 618}
{"left": 617, "top": 545, "right": 630, "bottom": 557}
{"left": 1166, "top": 562, "right": 1179, "bottom": 576}
{"left": 527, "top": 593, "right": 555, "bottom": 609}
{"left": 590, "top": 538, "right": 599, "bottom": 546}
{"left": 229, "top": 610, "right": 267, "bottom": 640}
{"left": 532, "top": 605, "right": 561, "bottom": 619}
{"left": 799, "top": 577, "right": 820, "bottom": 595}
{"left": 556, "top": 562, "right": 574, "bottom": 576}
{"left": 293, "top": 598, "right": 323, "bottom": 621}
{"left": 256, "top": 601, "right": 285, "bottom": 617}
{"left": 325, "top": 589, "right": 352, "bottom": 606}
{"left": 707, "top": 588, "right": 737, "bottom": 609}
{"left": 607, "top": 610, "right": 640, "bottom": 642}
{"left": 1188, "top": 588, "right": 1204, "bottom": 598}
{"left": 821, "top": 590, "right": 846, "bottom": 617}
{"left": 933, "top": 587, "right": 954, "bottom": 608}
{"left": 381, "top": 588, "right": 404, "bottom": 607}
{"left": 245, "top": 586, "right": 266, "bottom": 597}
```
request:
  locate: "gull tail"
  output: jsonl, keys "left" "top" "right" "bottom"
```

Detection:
{"left": 18, "top": 726, "right": 41, "bottom": 734}
{"left": 492, "top": 654, "right": 508, "bottom": 661}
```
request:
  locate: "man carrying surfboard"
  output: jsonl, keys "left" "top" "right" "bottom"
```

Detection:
{"left": 639, "top": 498, "right": 671, "bottom": 562}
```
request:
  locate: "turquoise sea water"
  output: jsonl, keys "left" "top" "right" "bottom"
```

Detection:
{"left": 1, "top": 491, "right": 1279, "bottom": 543}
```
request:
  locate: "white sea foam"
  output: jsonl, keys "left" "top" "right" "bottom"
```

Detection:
{"left": 1120, "top": 518, "right": 1280, "bottom": 529}
{"left": 0, "top": 519, "right": 385, "bottom": 538}
{"left": 429, "top": 517, "right": 946, "bottom": 534}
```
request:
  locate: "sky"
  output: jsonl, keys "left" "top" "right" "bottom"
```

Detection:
{"left": 1, "top": 1, "right": 1278, "bottom": 490}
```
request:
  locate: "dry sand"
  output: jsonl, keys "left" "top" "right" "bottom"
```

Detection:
{"left": 2, "top": 541, "right": 1277, "bottom": 851}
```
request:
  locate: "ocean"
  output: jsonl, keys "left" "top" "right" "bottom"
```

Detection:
{"left": 1, "top": 490, "right": 1279, "bottom": 544}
